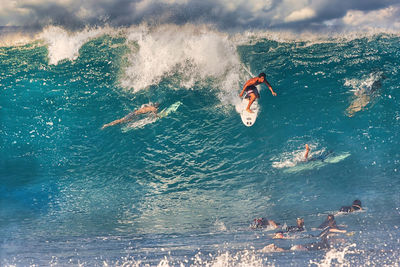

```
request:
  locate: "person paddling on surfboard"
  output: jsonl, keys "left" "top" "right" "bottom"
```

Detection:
{"left": 304, "top": 144, "right": 310, "bottom": 160}
{"left": 239, "top": 73, "right": 276, "bottom": 113}
{"left": 101, "top": 102, "right": 159, "bottom": 130}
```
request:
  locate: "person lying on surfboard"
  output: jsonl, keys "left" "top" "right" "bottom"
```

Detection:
{"left": 303, "top": 144, "right": 334, "bottom": 162}
{"left": 239, "top": 72, "right": 276, "bottom": 113}
{"left": 101, "top": 102, "right": 159, "bottom": 130}
{"left": 304, "top": 144, "right": 310, "bottom": 160}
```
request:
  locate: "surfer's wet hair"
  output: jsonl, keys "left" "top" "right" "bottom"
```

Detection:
{"left": 352, "top": 199, "right": 362, "bottom": 210}
{"left": 258, "top": 73, "right": 266, "bottom": 78}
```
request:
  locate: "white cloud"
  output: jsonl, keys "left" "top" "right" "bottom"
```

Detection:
{"left": 0, "top": 0, "right": 399, "bottom": 32}
{"left": 343, "top": 6, "right": 398, "bottom": 26}
{"left": 284, "top": 7, "right": 316, "bottom": 22}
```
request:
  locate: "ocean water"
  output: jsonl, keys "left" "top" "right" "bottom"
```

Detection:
{"left": 0, "top": 25, "right": 399, "bottom": 266}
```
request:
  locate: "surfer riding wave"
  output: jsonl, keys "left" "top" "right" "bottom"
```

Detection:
{"left": 239, "top": 72, "right": 276, "bottom": 113}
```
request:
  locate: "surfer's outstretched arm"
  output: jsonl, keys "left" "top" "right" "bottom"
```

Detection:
{"left": 264, "top": 79, "right": 277, "bottom": 96}
{"left": 328, "top": 228, "right": 347, "bottom": 234}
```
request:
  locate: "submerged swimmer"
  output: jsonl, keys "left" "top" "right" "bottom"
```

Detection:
{"left": 317, "top": 214, "right": 346, "bottom": 236}
{"left": 262, "top": 234, "right": 331, "bottom": 252}
{"left": 276, "top": 218, "right": 305, "bottom": 235}
{"left": 262, "top": 216, "right": 349, "bottom": 253}
{"left": 263, "top": 221, "right": 347, "bottom": 253}
{"left": 251, "top": 218, "right": 279, "bottom": 229}
{"left": 285, "top": 217, "right": 305, "bottom": 232}
{"left": 318, "top": 214, "right": 337, "bottom": 230}
{"left": 272, "top": 218, "right": 305, "bottom": 239}
{"left": 339, "top": 199, "right": 362, "bottom": 213}
{"left": 346, "top": 72, "right": 385, "bottom": 117}
{"left": 101, "top": 103, "right": 160, "bottom": 130}
{"left": 291, "top": 234, "right": 331, "bottom": 251}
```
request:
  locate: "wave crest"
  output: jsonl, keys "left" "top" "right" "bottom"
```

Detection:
{"left": 120, "top": 24, "right": 242, "bottom": 99}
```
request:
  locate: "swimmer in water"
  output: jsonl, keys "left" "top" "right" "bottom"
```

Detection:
{"left": 339, "top": 199, "right": 362, "bottom": 213}
{"left": 318, "top": 214, "right": 338, "bottom": 229}
{"left": 291, "top": 234, "right": 331, "bottom": 251}
{"left": 101, "top": 102, "right": 160, "bottom": 130}
{"left": 346, "top": 72, "right": 386, "bottom": 117}
{"left": 272, "top": 232, "right": 286, "bottom": 239}
{"left": 262, "top": 234, "right": 331, "bottom": 252}
{"left": 263, "top": 224, "right": 347, "bottom": 252}
{"left": 285, "top": 217, "right": 305, "bottom": 232}
{"left": 274, "top": 218, "right": 305, "bottom": 236}
{"left": 317, "top": 214, "right": 347, "bottom": 237}
{"left": 251, "top": 217, "right": 279, "bottom": 229}
{"left": 272, "top": 218, "right": 305, "bottom": 239}
{"left": 304, "top": 144, "right": 310, "bottom": 160}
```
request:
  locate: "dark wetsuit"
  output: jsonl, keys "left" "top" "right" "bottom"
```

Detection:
{"left": 285, "top": 225, "right": 305, "bottom": 233}
{"left": 340, "top": 205, "right": 362, "bottom": 212}
{"left": 304, "top": 237, "right": 330, "bottom": 251}
{"left": 252, "top": 218, "right": 270, "bottom": 229}
{"left": 308, "top": 150, "right": 334, "bottom": 162}
{"left": 318, "top": 219, "right": 337, "bottom": 230}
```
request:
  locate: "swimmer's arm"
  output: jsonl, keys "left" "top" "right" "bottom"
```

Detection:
{"left": 269, "top": 220, "right": 279, "bottom": 229}
{"left": 329, "top": 228, "right": 347, "bottom": 233}
{"left": 304, "top": 144, "right": 310, "bottom": 160}
{"left": 264, "top": 79, "right": 277, "bottom": 96}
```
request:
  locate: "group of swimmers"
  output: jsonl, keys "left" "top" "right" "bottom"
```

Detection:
{"left": 251, "top": 200, "right": 363, "bottom": 252}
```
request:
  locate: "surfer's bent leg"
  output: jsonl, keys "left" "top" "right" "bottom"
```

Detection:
{"left": 246, "top": 93, "right": 257, "bottom": 113}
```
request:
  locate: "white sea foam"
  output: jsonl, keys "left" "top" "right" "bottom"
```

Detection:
{"left": 37, "top": 26, "right": 115, "bottom": 65}
{"left": 213, "top": 219, "right": 227, "bottom": 232}
{"left": 1, "top": 24, "right": 396, "bottom": 111}
{"left": 120, "top": 24, "right": 245, "bottom": 108}
{"left": 310, "top": 243, "right": 357, "bottom": 267}
{"left": 344, "top": 71, "right": 384, "bottom": 96}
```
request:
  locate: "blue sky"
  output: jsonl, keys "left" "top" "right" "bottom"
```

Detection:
{"left": 1, "top": 0, "right": 400, "bottom": 32}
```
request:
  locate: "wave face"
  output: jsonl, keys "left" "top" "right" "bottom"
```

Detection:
{"left": 1, "top": 25, "right": 400, "bottom": 266}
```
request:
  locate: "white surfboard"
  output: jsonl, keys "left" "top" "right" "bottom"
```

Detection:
{"left": 240, "top": 98, "right": 259, "bottom": 127}
{"left": 283, "top": 152, "right": 351, "bottom": 174}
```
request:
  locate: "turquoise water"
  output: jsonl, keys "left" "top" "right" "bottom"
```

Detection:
{"left": 1, "top": 26, "right": 399, "bottom": 266}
